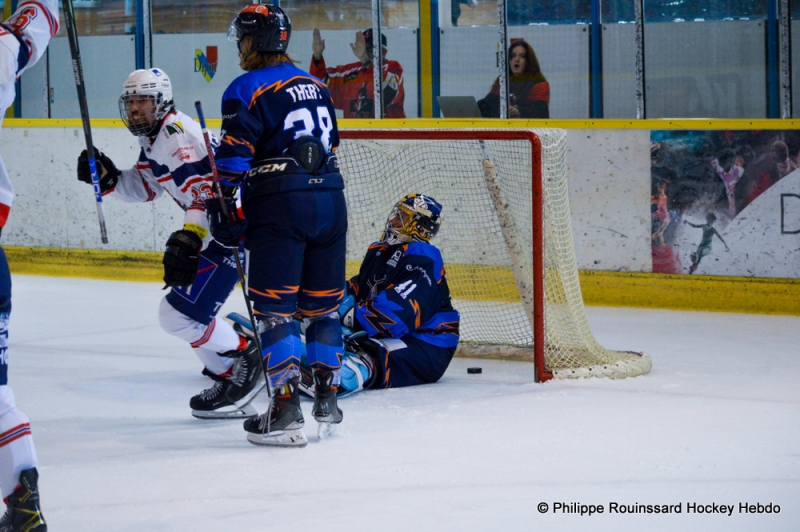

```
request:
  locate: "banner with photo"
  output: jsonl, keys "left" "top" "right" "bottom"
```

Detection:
{"left": 650, "top": 130, "right": 800, "bottom": 278}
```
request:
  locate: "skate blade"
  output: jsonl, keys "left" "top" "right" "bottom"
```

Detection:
{"left": 247, "top": 428, "right": 308, "bottom": 447}
{"left": 192, "top": 402, "right": 258, "bottom": 420}
{"left": 317, "top": 422, "right": 336, "bottom": 440}
{"left": 232, "top": 376, "right": 266, "bottom": 409}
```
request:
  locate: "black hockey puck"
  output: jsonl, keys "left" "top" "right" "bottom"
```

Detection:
{"left": 467, "top": 367, "right": 482, "bottom": 374}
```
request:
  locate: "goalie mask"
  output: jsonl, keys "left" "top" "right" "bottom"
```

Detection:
{"left": 118, "top": 68, "right": 174, "bottom": 137}
{"left": 383, "top": 194, "right": 443, "bottom": 245}
{"left": 228, "top": 4, "right": 291, "bottom": 53}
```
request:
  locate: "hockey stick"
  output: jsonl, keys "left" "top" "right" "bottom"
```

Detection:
{"left": 194, "top": 101, "right": 272, "bottom": 400}
{"left": 62, "top": 0, "right": 108, "bottom": 244}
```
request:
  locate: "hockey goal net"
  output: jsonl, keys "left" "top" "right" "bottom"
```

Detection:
{"left": 337, "top": 128, "right": 652, "bottom": 382}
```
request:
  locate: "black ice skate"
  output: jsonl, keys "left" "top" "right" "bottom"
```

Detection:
{"left": 0, "top": 468, "right": 46, "bottom": 532}
{"left": 201, "top": 367, "right": 225, "bottom": 382}
{"left": 244, "top": 377, "right": 307, "bottom": 447}
{"left": 223, "top": 340, "right": 266, "bottom": 407}
{"left": 312, "top": 370, "right": 343, "bottom": 439}
{"left": 190, "top": 379, "right": 256, "bottom": 419}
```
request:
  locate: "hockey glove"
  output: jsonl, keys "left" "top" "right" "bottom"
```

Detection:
{"left": 77, "top": 147, "right": 120, "bottom": 194}
{"left": 162, "top": 229, "right": 203, "bottom": 287}
{"left": 206, "top": 197, "right": 247, "bottom": 248}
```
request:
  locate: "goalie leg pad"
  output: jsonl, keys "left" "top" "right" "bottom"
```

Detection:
{"left": 224, "top": 312, "right": 255, "bottom": 338}
{"left": 369, "top": 336, "right": 457, "bottom": 388}
{"left": 339, "top": 350, "right": 375, "bottom": 397}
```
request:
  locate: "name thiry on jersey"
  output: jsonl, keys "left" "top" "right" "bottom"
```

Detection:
{"left": 286, "top": 83, "right": 322, "bottom": 103}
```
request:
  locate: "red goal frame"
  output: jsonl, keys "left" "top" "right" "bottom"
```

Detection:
{"left": 338, "top": 129, "right": 550, "bottom": 382}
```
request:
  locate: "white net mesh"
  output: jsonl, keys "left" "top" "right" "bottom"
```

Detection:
{"left": 338, "top": 128, "right": 651, "bottom": 380}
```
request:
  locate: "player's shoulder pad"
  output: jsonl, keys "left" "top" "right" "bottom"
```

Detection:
{"left": 171, "top": 110, "right": 203, "bottom": 134}
{"left": 163, "top": 121, "right": 185, "bottom": 139}
{"left": 367, "top": 241, "right": 389, "bottom": 252}
{"left": 222, "top": 71, "right": 259, "bottom": 105}
{"left": 158, "top": 112, "right": 187, "bottom": 139}
{"left": 403, "top": 242, "right": 444, "bottom": 282}
{"left": 152, "top": 112, "right": 205, "bottom": 164}
{"left": 224, "top": 64, "right": 322, "bottom": 105}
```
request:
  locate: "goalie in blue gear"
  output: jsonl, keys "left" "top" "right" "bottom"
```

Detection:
{"left": 313, "top": 194, "right": 460, "bottom": 396}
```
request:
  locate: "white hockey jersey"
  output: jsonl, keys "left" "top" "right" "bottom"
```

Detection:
{"left": 110, "top": 110, "right": 217, "bottom": 246}
{"left": 0, "top": 0, "right": 59, "bottom": 227}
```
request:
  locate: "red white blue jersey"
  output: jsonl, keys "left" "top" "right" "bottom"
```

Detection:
{"left": 347, "top": 241, "right": 460, "bottom": 348}
{"left": 109, "top": 110, "right": 218, "bottom": 246}
{"left": 0, "top": 0, "right": 59, "bottom": 226}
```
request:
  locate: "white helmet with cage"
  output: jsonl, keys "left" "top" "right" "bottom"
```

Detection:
{"left": 118, "top": 68, "right": 174, "bottom": 137}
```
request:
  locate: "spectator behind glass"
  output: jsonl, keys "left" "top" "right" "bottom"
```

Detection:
{"left": 310, "top": 28, "right": 405, "bottom": 118}
{"left": 478, "top": 39, "right": 549, "bottom": 119}
{"left": 452, "top": 0, "right": 478, "bottom": 26}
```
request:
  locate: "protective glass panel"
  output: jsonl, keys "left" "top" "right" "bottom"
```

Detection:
{"left": 644, "top": 20, "right": 767, "bottom": 117}
{"left": 150, "top": 0, "right": 419, "bottom": 119}
{"left": 150, "top": 0, "right": 423, "bottom": 34}
{"left": 440, "top": 21, "right": 586, "bottom": 119}
{"left": 56, "top": 0, "right": 135, "bottom": 36}
{"left": 644, "top": 0, "right": 767, "bottom": 22}
{"left": 151, "top": 1, "right": 239, "bottom": 34}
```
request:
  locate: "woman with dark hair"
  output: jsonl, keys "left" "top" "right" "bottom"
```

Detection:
{"left": 478, "top": 39, "right": 550, "bottom": 118}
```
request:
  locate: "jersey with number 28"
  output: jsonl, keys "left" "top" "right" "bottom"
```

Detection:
{"left": 215, "top": 62, "right": 339, "bottom": 185}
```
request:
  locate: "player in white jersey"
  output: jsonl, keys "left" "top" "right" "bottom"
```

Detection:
{"left": 76, "top": 68, "right": 264, "bottom": 421}
{"left": 0, "top": 1, "right": 58, "bottom": 530}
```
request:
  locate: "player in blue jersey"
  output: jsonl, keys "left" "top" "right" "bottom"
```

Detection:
{"left": 321, "top": 194, "right": 460, "bottom": 396}
{"left": 76, "top": 68, "right": 264, "bottom": 421}
{"left": 0, "top": 1, "right": 59, "bottom": 529}
{"left": 213, "top": 4, "right": 347, "bottom": 447}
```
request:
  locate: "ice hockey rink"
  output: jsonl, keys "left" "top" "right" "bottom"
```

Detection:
{"left": 6, "top": 274, "right": 799, "bottom": 531}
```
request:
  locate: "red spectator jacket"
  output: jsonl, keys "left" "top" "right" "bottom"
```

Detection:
{"left": 310, "top": 56, "right": 405, "bottom": 118}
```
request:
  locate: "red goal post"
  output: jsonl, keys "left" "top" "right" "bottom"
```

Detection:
{"left": 337, "top": 127, "right": 651, "bottom": 382}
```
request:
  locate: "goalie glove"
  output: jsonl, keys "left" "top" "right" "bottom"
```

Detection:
{"left": 77, "top": 147, "right": 120, "bottom": 194}
{"left": 162, "top": 229, "right": 203, "bottom": 288}
{"left": 206, "top": 197, "right": 247, "bottom": 248}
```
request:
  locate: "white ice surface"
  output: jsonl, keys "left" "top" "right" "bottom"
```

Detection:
{"left": 6, "top": 275, "right": 799, "bottom": 531}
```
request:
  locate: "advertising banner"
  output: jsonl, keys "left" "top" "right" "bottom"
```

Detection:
{"left": 651, "top": 130, "right": 800, "bottom": 278}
